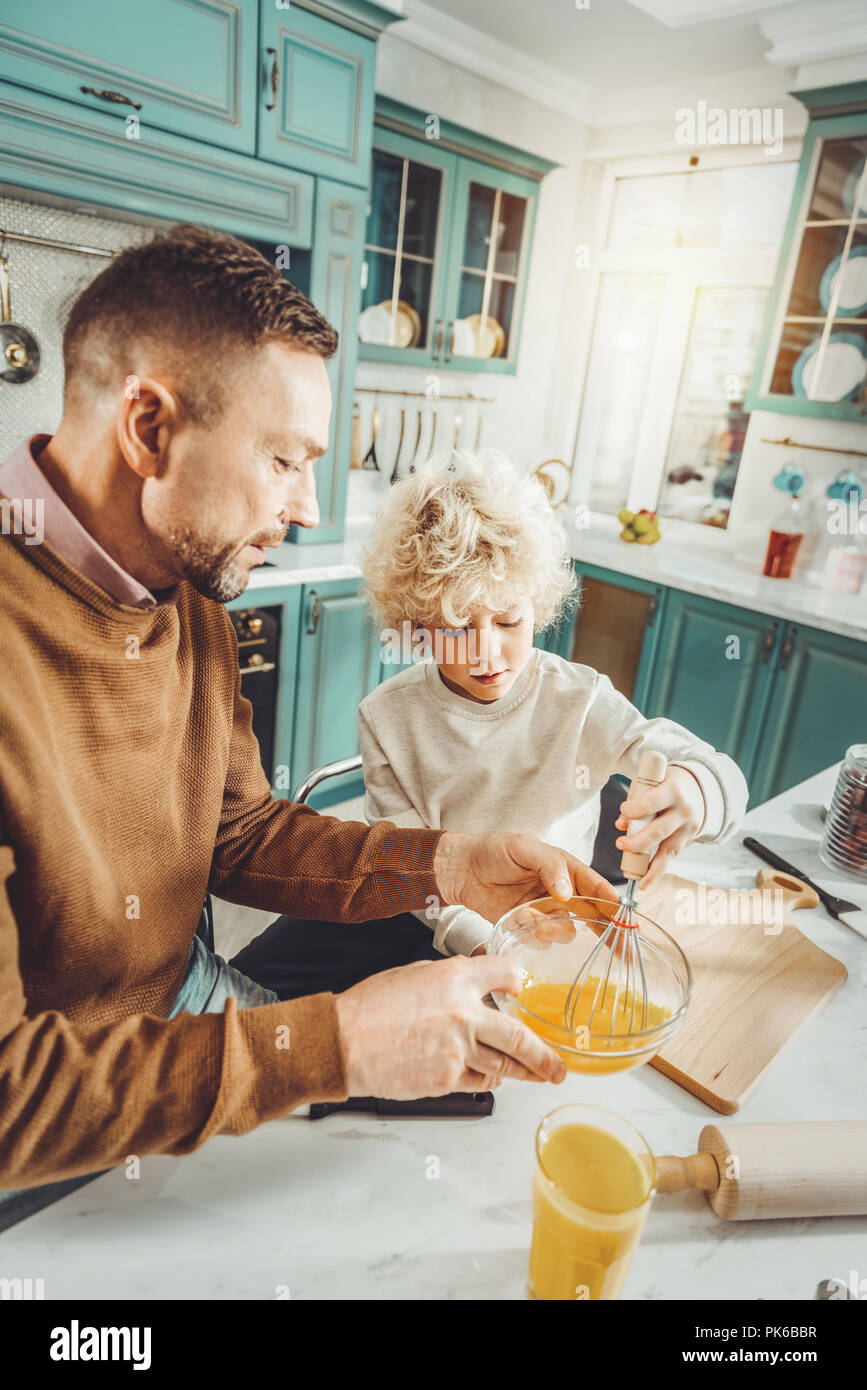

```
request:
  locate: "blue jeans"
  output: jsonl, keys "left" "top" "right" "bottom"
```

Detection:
{"left": 166, "top": 933, "right": 278, "bottom": 1016}
{"left": 0, "top": 930, "right": 278, "bottom": 1233}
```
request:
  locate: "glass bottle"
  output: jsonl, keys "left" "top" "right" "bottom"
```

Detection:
{"left": 762, "top": 463, "right": 806, "bottom": 580}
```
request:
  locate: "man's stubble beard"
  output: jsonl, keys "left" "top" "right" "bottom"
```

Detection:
{"left": 167, "top": 526, "right": 251, "bottom": 604}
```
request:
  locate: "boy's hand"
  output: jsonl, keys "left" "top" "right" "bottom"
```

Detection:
{"left": 615, "top": 765, "right": 705, "bottom": 890}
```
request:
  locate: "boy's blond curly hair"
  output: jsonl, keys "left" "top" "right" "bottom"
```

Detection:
{"left": 360, "top": 448, "right": 578, "bottom": 632}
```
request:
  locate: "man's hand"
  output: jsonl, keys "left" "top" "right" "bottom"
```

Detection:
{"left": 615, "top": 765, "right": 705, "bottom": 890}
{"left": 432, "top": 831, "right": 618, "bottom": 925}
{"left": 334, "top": 954, "right": 567, "bottom": 1098}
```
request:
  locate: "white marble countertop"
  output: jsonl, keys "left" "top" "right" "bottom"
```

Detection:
{"left": 248, "top": 515, "right": 867, "bottom": 644}
{"left": 3, "top": 765, "right": 866, "bottom": 1300}
{"left": 562, "top": 522, "right": 867, "bottom": 645}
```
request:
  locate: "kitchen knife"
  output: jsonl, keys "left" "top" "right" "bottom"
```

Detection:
{"left": 309, "top": 1092, "right": 495, "bottom": 1120}
{"left": 742, "top": 837, "right": 860, "bottom": 922}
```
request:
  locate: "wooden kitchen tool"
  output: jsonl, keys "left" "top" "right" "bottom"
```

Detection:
{"left": 640, "top": 867, "right": 847, "bottom": 1113}
{"left": 349, "top": 402, "right": 362, "bottom": 469}
{"left": 655, "top": 1121, "right": 867, "bottom": 1220}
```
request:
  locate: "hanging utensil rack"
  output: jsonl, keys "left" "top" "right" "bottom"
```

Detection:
{"left": 761, "top": 435, "right": 867, "bottom": 461}
{"left": 0, "top": 228, "right": 114, "bottom": 259}
{"left": 353, "top": 387, "right": 492, "bottom": 480}
{"left": 355, "top": 386, "right": 494, "bottom": 403}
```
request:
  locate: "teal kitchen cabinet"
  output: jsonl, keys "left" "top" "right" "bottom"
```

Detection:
{"left": 291, "top": 580, "right": 382, "bottom": 808}
{"left": 642, "top": 589, "right": 782, "bottom": 793}
{"left": 290, "top": 178, "right": 368, "bottom": 546}
{"left": 359, "top": 98, "right": 556, "bottom": 373}
{"left": 258, "top": 1, "right": 382, "bottom": 188}
{"left": 746, "top": 81, "right": 867, "bottom": 421}
{"left": 0, "top": 0, "right": 258, "bottom": 154}
{"left": 438, "top": 155, "right": 540, "bottom": 374}
{"left": 0, "top": 81, "right": 314, "bottom": 247}
{"left": 534, "top": 562, "right": 664, "bottom": 711}
{"left": 751, "top": 622, "right": 867, "bottom": 803}
{"left": 569, "top": 563, "right": 665, "bottom": 711}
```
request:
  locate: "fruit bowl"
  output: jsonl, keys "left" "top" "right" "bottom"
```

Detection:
{"left": 489, "top": 895, "right": 692, "bottom": 1074}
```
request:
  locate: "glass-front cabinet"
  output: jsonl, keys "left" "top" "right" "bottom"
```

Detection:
{"left": 358, "top": 100, "right": 552, "bottom": 373}
{"left": 748, "top": 86, "right": 867, "bottom": 419}
{"left": 358, "top": 128, "right": 455, "bottom": 366}
{"left": 441, "top": 157, "right": 534, "bottom": 366}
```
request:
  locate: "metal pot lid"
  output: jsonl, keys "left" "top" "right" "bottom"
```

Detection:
{"left": 0, "top": 322, "right": 41, "bottom": 384}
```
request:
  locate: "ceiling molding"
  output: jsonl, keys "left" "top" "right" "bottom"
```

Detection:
{"left": 386, "top": 0, "right": 862, "bottom": 137}
{"left": 627, "top": 0, "right": 797, "bottom": 25}
{"left": 389, "top": 0, "right": 594, "bottom": 124}
{"left": 759, "top": 0, "right": 867, "bottom": 67}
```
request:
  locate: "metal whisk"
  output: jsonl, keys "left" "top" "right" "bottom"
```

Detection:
{"left": 564, "top": 751, "right": 668, "bottom": 1036}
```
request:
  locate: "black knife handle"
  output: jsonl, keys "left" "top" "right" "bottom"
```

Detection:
{"left": 309, "top": 1092, "right": 494, "bottom": 1120}
{"left": 742, "top": 837, "right": 834, "bottom": 907}
{"left": 376, "top": 1092, "right": 495, "bottom": 1118}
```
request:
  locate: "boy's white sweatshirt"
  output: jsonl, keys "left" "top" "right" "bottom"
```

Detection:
{"left": 359, "top": 647, "right": 749, "bottom": 957}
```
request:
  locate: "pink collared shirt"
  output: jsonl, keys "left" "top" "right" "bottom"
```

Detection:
{"left": 0, "top": 434, "right": 177, "bottom": 609}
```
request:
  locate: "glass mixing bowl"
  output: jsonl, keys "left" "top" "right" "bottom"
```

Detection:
{"left": 489, "top": 894, "right": 692, "bottom": 1075}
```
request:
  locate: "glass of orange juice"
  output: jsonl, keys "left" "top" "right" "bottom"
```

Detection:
{"left": 528, "top": 1103, "right": 655, "bottom": 1301}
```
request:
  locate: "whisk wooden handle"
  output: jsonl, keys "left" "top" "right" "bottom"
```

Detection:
{"left": 621, "top": 750, "right": 668, "bottom": 880}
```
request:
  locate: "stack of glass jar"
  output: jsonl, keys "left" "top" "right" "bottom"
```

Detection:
{"left": 820, "top": 745, "right": 867, "bottom": 879}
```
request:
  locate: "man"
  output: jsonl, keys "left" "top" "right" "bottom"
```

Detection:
{"left": 0, "top": 224, "right": 614, "bottom": 1209}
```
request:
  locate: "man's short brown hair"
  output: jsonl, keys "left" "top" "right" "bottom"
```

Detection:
{"left": 62, "top": 222, "right": 338, "bottom": 421}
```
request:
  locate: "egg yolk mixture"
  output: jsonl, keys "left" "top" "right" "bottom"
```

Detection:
{"left": 512, "top": 976, "right": 672, "bottom": 1072}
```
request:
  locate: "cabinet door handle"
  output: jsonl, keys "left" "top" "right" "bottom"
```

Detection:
{"left": 264, "top": 48, "right": 280, "bottom": 111}
{"left": 432, "top": 319, "right": 443, "bottom": 361}
{"left": 779, "top": 627, "right": 796, "bottom": 671}
{"left": 645, "top": 593, "right": 658, "bottom": 628}
{"left": 444, "top": 320, "right": 454, "bottom": 363}
{"left": 306, "top": 591, "right": 320, "bottom": 635}
{"left": 80, "top": 86, "right": 142, "bottom": 111}
{"left": 761, "top": 625, "right": 777, "bottom": 664}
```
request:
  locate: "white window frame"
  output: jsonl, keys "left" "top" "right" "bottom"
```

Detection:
{"left": 567, "top": 142, "right": 803, "bottom": 551}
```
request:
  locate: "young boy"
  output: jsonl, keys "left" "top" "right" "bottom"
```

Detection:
{"left": 359, "top": 449, "right": 748, "bottom": 958}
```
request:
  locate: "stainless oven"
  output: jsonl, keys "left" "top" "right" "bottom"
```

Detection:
{"left": 229, "top": 605, "right": 282, "bottom": 783}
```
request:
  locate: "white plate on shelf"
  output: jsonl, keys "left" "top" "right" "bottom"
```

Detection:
{"left": 792, "top": 332, "right": 867, "bottom": 402}
{"left": 820, "top": 247, "right": 867, "bottom": 318}
{"left": 358, "top": 300, "right": 420, "bottom": 348}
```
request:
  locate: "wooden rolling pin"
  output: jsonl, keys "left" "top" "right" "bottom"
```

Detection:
{"left": 656, "top": 1121, "right": 867, "bottom": 1220}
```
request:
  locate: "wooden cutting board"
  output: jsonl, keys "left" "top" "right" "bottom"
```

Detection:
{"left": 638, "top": 868, "right": 848, "bottom": 1114}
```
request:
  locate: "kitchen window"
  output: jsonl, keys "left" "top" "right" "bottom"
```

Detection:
{"left": 571, "top": 158, "right": 798, "bottom": 530}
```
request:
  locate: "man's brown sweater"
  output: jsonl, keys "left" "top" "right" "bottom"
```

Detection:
{"left": 0, "top": 531, "right": 442, "bottom": 1189}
